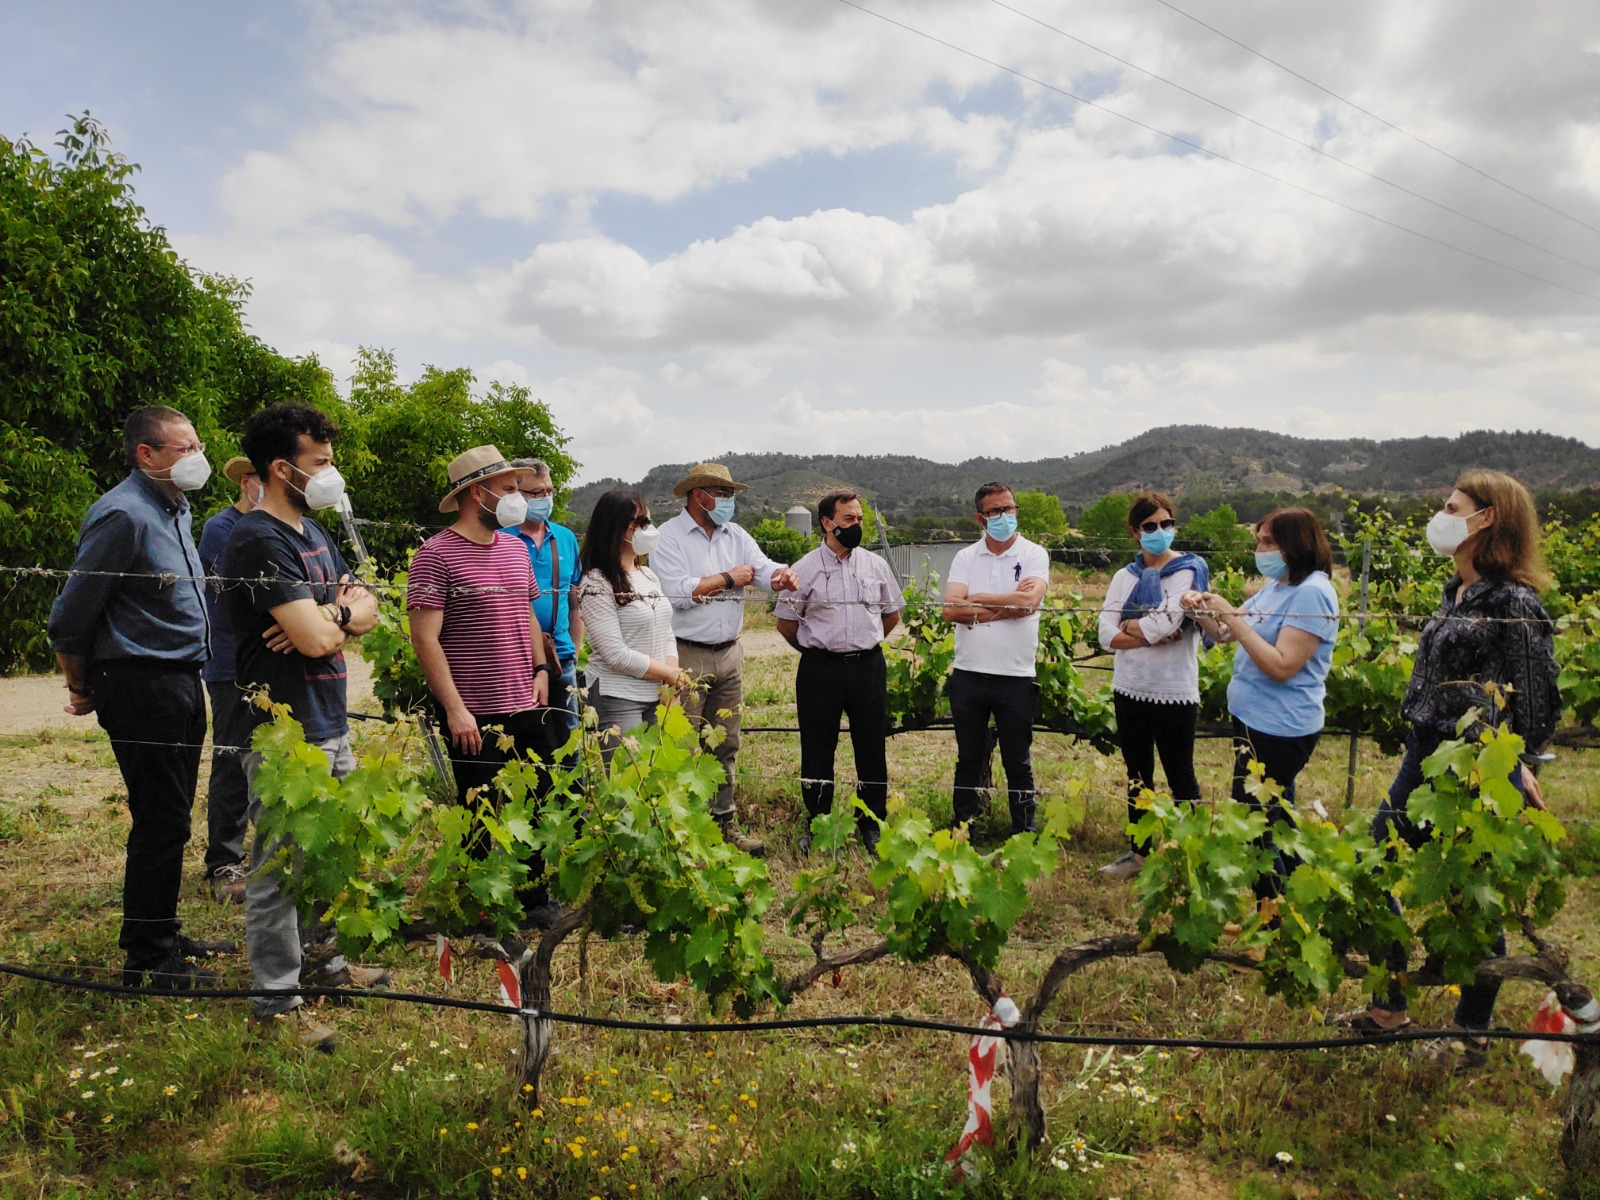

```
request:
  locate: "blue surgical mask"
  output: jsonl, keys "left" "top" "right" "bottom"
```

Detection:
{"left": 985, "top": 512, "right": 1018, "bottom": 542}
{"left": 710, "top": 496, "right": 736, "bottom": 526}
{"left": 1255, "top": 549, "right": 1289, "bottom": 580}
{"left": 1139, "top": 527, "right": 1176, "bottom": 555}
{"left": 524, "top": 496, "right": 553, "bottom": 524}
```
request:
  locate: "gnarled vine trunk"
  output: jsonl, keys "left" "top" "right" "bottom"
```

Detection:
{"left": 513, "top": 908, "right": 587, "bottom": 1105}
{"left": 1557, "top": 980, "right": 1600, "bottom": 1181}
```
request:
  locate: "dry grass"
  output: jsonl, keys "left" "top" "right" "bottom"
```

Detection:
{"left": 1, "top": 623, "right": 1597, "bottom": 1198}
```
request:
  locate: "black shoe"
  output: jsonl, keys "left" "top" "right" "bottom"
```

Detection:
{"left": 522, "top": 901, "right": 566, "bottom": 930}
{"left": 123, "top": 953, "right": 217, "bottom": 991}
{"left": 177, "top": 934, "right": 239, "bottom": 959}
{"left": 858, "top": 824, "right": 881, "bottom": 855}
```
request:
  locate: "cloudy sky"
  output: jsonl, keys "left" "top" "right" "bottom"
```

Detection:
{"left": 6, "top": 0, "right": 1600, "bottom": 481}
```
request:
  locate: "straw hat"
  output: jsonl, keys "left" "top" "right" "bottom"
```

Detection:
{"left": 673, "top": 462, "right": 750, "bottom": 498}
{"left": 222, "top": 455, "right": 256, "bottom": 484}
{"left": 439, "top": 445, "right": 520, "bottom": 512}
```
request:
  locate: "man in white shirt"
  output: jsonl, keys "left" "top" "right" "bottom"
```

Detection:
{"left": 651, "top": 462, "right": 798, "bottom": 855}
{"left": 941, "top": 482, "right": 1051, "bottom": 835}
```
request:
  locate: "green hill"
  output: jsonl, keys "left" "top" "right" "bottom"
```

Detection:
{"left": 568, "top": 427, "right": 1600, "bottom": 526}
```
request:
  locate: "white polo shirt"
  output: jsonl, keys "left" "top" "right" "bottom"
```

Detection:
{"left": 948, "top": 534, "right": 1051, "bottom": 678}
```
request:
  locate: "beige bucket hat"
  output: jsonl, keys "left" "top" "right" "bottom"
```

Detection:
{"left": 222, "top": 455, "right": 256, "bottom": 484}
{"left": 439, "top": 445, "right": 520, "bottom": 512}
{"left": 673, "top": 462, "right": 750, "bottom": 498}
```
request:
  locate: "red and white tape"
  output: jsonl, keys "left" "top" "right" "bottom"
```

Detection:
{"left": 1520, "top": 991, "right": 1600, "bottom": 1087}
{"left": 436, "top": 934, "right": 453, "bottom": 985}
{"left": 945, "top": 996, "right": 1021, "bottom": 1182}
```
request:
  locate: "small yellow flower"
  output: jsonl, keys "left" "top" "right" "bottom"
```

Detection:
{"left": 439, "top": 1127, "right": 449, "bottom": 1137}
{"left": 491, "top": 1167, "right": 502, "bottom": 1178}
{"left": 465, "top": 1122, "right": 479, "bottom": 1132}
{"left": 162, "top": 1085, "right": 178, "bottom": 1096}
{"left": 517, "top": 1167, "right": 528, "bottom": 1181}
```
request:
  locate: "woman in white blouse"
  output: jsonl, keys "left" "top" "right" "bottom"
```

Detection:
{"left": 1095, "top": 491, "right": 1210, "bottom": 880}
{"left": 576, "top": 489, "right": 689, "bottom": 763}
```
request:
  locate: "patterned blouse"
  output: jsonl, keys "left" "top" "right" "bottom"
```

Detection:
{"left": 1401, "top": 575, "right": 1560, "bottom": 749}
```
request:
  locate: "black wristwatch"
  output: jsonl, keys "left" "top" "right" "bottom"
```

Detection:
{"left": 720, "top": 571, "right": 735, "bottom": 590}
{"left": 336, "top": 604, "right": 352, "bottom": 629}
{"left": 533, "top": 662, "right": 555, "bottom": 677}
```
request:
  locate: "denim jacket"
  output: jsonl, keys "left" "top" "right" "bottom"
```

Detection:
{"left": 47, "top": 470, "right": 211, "bottom": 665}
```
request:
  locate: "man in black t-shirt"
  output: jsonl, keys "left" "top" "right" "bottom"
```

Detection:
{"left": 221, "top": 403, "right": 384, "bottom": 1052}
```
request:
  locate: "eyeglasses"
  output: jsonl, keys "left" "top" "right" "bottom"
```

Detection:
{"left": 632, "top": 515, "right": 652, "bottom": 528}
{"left": 519, "top": 488, "right": 555, "bottom": 500}
{"left": 980, "top": 505, "right": 1018, "bottom": 518}
{"left": 1138, "top": 519, "right": 1177, "bottom": 533}
{"left": 703, "top": 487, "right": 737, "bottom": 499}
{"left": 152, "top": 440, "right": 206, "bottom": 455}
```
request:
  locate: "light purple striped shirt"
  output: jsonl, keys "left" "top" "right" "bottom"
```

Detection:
{"left": 774, "top": 545, "right": 903, "bottom": 652}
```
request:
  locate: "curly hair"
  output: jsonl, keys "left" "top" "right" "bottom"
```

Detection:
{"left": 240, "top": 403, "right": 340, "bottom": 479}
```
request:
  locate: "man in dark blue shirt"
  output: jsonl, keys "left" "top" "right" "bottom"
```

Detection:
{"left": 48, "top": 405, "right": 233, "bottom": 990}
{"left": 197, "top": 455, "right": 260, "bottom": 903}
{"left": 222, "top": 402, "right": 383, "bottom": 1052}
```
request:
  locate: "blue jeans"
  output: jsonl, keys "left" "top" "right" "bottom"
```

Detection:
{"left": 243, "top": 734, "right": 355, "bottom": 1016}
{"left": 1371, "top": 728, "right": 1525, "bottom": 1027}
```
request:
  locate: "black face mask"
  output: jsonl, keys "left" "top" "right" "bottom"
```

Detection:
{"left": 832, "top": 522, "right": 864, "bottom": 550}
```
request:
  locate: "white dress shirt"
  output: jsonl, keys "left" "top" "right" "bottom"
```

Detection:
{"left": 650, "top": 509, "right": 786, "bottom": 644}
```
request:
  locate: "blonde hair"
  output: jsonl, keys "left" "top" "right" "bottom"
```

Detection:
{"left": 1454, "top": 469, "right": 1550, "bottom": 590}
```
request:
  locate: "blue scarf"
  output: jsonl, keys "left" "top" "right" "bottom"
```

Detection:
{"left": 1119, "top": 552, "right": 1210, "bottom": 622}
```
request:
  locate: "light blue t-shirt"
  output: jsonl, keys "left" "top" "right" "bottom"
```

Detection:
{"left": 1226, "top": 571, "right": 1339, "bottom": 738}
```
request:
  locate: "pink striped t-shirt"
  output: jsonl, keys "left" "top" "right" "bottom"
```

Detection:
{"left": 407, "top": 529, "right": 536, "bottom": 716}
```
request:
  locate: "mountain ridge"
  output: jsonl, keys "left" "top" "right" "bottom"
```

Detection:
{"left": 569, "top": 426, "right": 1600, "bottom": 522}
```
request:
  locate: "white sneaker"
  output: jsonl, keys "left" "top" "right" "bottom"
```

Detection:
{"left": 1098, "top": 852, "right": 1145, "bottom": 881}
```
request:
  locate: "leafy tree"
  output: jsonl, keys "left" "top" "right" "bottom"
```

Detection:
{"left": 1077, "top": 492, "right": 1132, "bottom": 541}
{"left": 1182, "top": 502, "right": 1255, "bottom": 570}
{"left": 748, "top": 517, "right": 813, "bottom": 567}
{"left": 1014, "top": 490, "right": 1067, "bottom": 543}
{"left": 0, "top": 113, "right": 334, "bottom": 671}
{"left": 332, "top": 347, "right": 577, "bottom": 568}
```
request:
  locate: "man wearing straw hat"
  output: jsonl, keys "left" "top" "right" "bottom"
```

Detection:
{"left": 408, "top": 445, "right": 562, "bottom": 922}
{"left": 652, "top": 463, "right": 798, "bottom": 856}
{"left": 196, "top": 455, "right": 262, "bottom": 903}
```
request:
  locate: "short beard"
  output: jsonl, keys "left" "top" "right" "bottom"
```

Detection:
{"left": 475, "top": 502, "right": 501, "bottom": 533}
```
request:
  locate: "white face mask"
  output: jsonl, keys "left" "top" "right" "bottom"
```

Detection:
{"left": 288, "top": 463, "right": 346, "bottom": 511}
{"left": 481, "top": 489, "right": 528, "bottom": 528}
{"left": 156, "top": 451, "right": 212, "bottom": 492}
{"left": 630, "top": 523, "right": 661, "bottom": 557}
{"left": 1425, "top": 507, "right": 1483, "bottom": 556}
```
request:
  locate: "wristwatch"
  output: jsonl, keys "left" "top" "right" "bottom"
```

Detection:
{"left": 336, "top": 604, "right": 352, "bottom": 629}
{"left": 720, "top": 571, "right": 735, "bottom": 590}
{"left": 532, "top": 662, "right": 555, "bottom": 677}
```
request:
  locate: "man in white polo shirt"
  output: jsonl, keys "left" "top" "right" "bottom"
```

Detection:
{"left": 941, "top": 481, "right": 1050, "bottom": 835}
{"left": 652, "top": 462, "right": 798, "bottom": 856}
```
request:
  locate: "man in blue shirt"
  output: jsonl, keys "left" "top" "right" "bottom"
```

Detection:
{"left": 197, "top": 455, "right": 260, "bottom": 903}
{"left": 510, "top": 458, "right": 582, "bottom": 739}
{"left": 48, "top": 405, "right": 234, "bottom": 990}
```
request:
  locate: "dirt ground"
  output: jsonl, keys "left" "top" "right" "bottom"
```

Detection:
{"left": 0, "top": 656, "right": 380, "bottom": 737}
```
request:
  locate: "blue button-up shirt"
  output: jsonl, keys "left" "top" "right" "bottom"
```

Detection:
{"left": 512, "top": 520, "right": 580, "bottom": 663}
{"left": 47, "top": 470, "right": 211, "bottom": 665}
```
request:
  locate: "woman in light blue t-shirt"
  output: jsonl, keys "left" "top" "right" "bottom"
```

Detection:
{"left": 1182, "top": 508, "right": 1340, "bottom": 897}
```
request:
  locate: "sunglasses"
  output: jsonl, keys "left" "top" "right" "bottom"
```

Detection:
{"left": 1138, "top": 519, "right": 1177, "bottom": 533}
{"left": 632, "top": 515, "right": 652, "bottom": 528}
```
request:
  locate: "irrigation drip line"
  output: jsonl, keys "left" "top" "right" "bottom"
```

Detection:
{"left": 1, "top": 962, "right": 1593, "bottom": 1051}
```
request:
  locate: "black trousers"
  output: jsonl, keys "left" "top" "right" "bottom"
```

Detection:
{"left": 1112, "top": 692, "right": 1200, "bottom": 854}
{"left": 92, "top": 659, "right": 205, "bottom": 965}
{"left": 1230, "top": 718, "right": 1320, "bottom": 900}
{"left": 796, "top": 646, "right": 889, "bottom": 832}
{"left": 1370, "top": 728, "right": 1523, "bottom": 1028}
{"left": 950, "top": 669, "right": 1038, "bottom": 830}
{"left": 439, "top": 704, "right": 567, "bottom": 901}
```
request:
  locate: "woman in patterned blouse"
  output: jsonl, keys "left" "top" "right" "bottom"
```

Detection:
{"left": 1339, "top": 469, "right": 1560, "bottom": 1050}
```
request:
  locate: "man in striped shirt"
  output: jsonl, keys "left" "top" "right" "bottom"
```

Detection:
{"left": 408, "top": 445, "right": 559, "bottom": 924}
